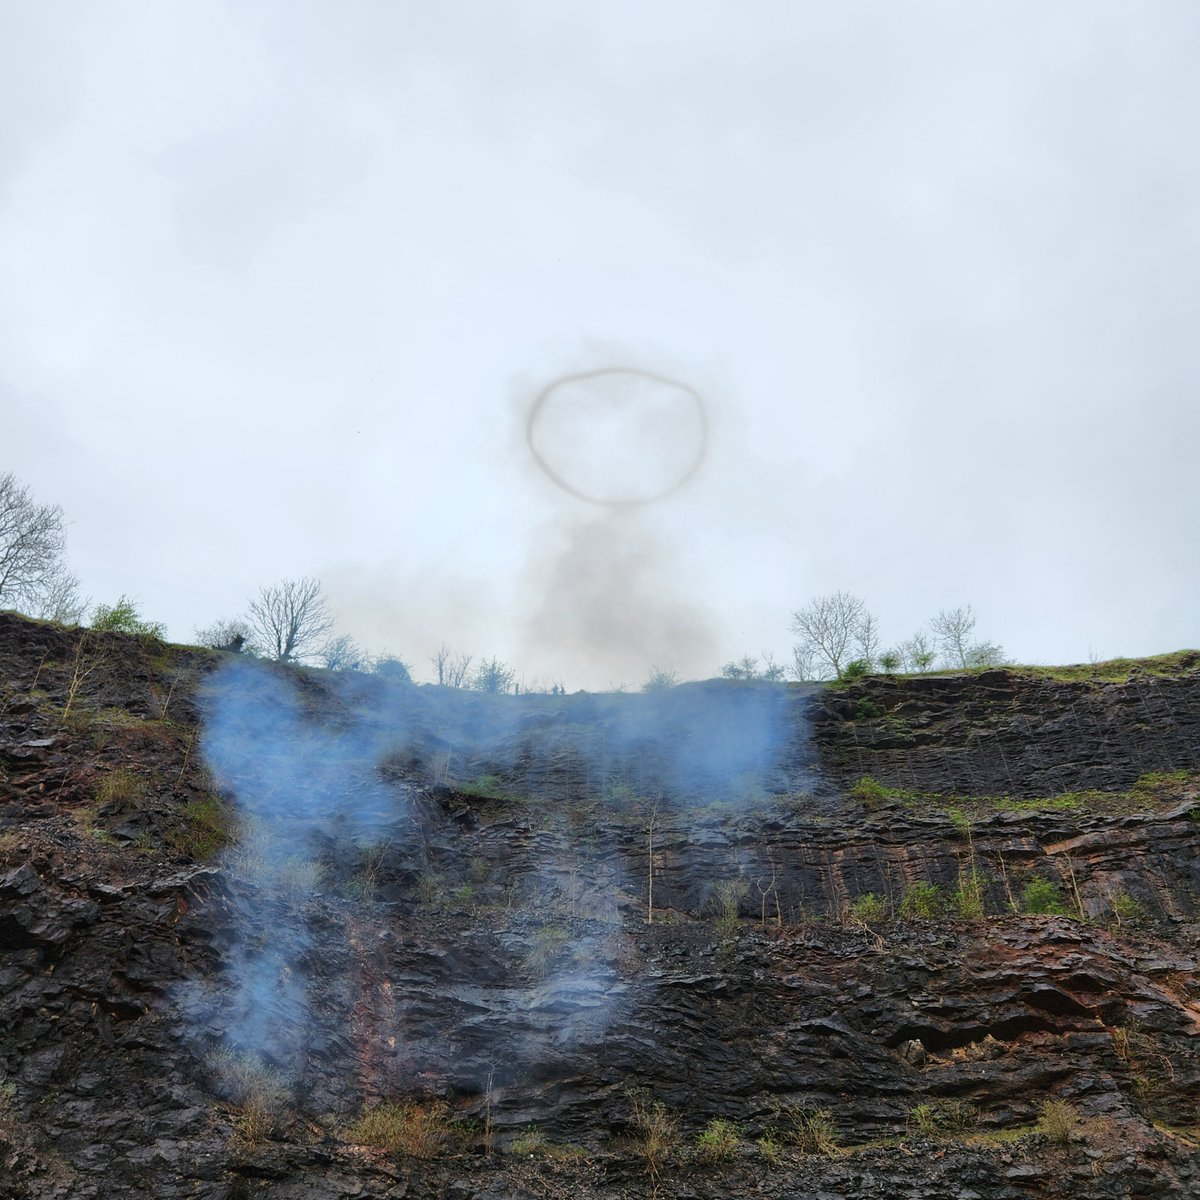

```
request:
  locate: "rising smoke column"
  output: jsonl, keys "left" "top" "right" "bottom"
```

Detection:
{"left": 519, "top": 365, "right": 721, "bottom": 685}
{"left": 190, "top": 658, "right": 411, "bottom": 1067}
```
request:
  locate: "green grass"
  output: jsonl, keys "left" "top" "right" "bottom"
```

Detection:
{"left": 849, "top": 771, "right": 1197, "bottom": 819}
{"left": 1004, "top": 650, "right": 1200, "bottom": 683}
{"left": 456, "top": 774, "right": 523, "bottom": 803}
{"left": 827, "top": 649, "right": 1199, "bottom": 686}
{"left": 694, "top": 1118, "right": 741, "bottom": 1162}
{"left": 850, "top": 776, "right": 924, "bottom": 808}
{"left": 173, "top": 793, "right": 236, "bottom": 859}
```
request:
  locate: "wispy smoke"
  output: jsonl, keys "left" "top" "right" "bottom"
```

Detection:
{"left": 182, "top": 656, "right": 810, "bottom": 1110}
{"left": 516, "top": 364, "right": 721, "bottom": 687}
{"left": 518, "top": 512, "right": 721, "bottom": 688}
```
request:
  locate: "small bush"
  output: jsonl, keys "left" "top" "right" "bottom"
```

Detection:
{"left": 373, "top": 656, "right": 412, "bottom": 683}
{"left": 756, "top": 1133, "right": 782, "bottom": 1164}
{"left": 91, "top": 596, "right": 166, "bottom": 640}
{"left": 854, "top": 697, "right": 881, "bottom": 719}
{"left": 1108, "top": 888, "right": 1148, "bottom": 930}
{"left": 1039, "top": 1098, "right": 1078, "bottom": 1145}
{"left": 712, "top": 878, "right": 747, "bottom": 939}
{"left": 848, "top": 893, "right": 887, "bottom": 923}
{"left": 695, "top": 1117, "right": 741, "bottom": 1162}
{"left": 899, "top": 881, "right": 944, "bottom": 919}
{"left": 841, "top": 659, "right": 871, "bottom": 680}
{"left": 1021, "top": 877, "right": 1070, "bottom": 916}
{"left": 348, "top": 1100, "right": 451, "bottom": 1158}
{"left": 908, "top": 1102, "right": 938, "bottom": 1136}
{"left": 642, "top": 667, "right": 679, "bottom": 693}
{"left": 952, "top": 872, "right": 985, "bottom": 919}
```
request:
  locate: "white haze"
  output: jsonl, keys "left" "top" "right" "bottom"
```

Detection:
{"left": 3, "top": 1, "right": 1198, "bottom": 687}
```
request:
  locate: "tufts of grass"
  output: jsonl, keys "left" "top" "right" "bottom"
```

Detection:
{"left": 207, "top": 1048, "right": 289, "bottom": 1144}
{"left": 173, "top": 793, "right": 235, "bottom": 860}
{"left": 1006, "top": 650, "right": 1200, "bottom": 683}
{"left": 908, "top": 1099, "right": 977, "bottom": 1139}
{"left": 756, "top": 1132, "right": 783, "bottom": 1163}
{"left": 774, "top": 1104, "right": 839, "bottom": 1156}
{"left": 348, "top": 1100, "right": 452, "bottom": 1158}
{"left": 525, "top": 924, "right": 571, "bottom": 978}
{"left": 458, "top": 774, "right": 522, "bottom": 803}
{"left": 627, "top": 1091, "right": 679, "bottom": 1178}
{"left": 1039, "top": 1098, "right": 1079, "bottom": 1145}
{"left": 508, "top": 1128, "right": 588, "bottom": 1159}
{"left": 94, "top": 767, "right": 145, "bottom": 808}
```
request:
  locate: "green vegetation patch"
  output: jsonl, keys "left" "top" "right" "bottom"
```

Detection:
{"left": 848, "top": 771, "right": 1197, "bottom": 819}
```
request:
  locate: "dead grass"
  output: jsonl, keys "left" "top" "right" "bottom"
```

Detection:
{"left": 347, "top": 1100, "right": 452, "bottom": 1158}
{"left": 93, "top": 767, "right": 145, "bottom": 807}
{"left": 207, "top": 1048, "right": 290, "bottom": 1144}
{"left": 1039, "top": 1098, "right": 1079, "bottom": 1145}
{"left": 627, "top": 1091, "right": 679, "bottom": 1178}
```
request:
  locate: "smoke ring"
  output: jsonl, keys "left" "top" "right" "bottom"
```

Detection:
{"left": 526, "top": 367, "right": 709, "bottom": 506}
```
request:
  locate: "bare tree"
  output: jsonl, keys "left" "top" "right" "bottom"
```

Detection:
{"left": 791, "top": 591, "right": 873, "bottom": 680}
{"left": 720, "top": 654, "right": 761, "bottom": 680}
{"left": 320, "top": 634, "right": 368, "bottom": 670}
{"left": 855, "top": 612, "right": 881, "bottom": 668}
{"left": 0, "top": 472, "right": 72, "bottom": 614}
{"left": 930, "top": 605, "right": 977, "bottom": 668}
{"left": 28, "top": 564, "right": 87, "bottom": 625}
{"left": 791, "top": 643, "right": 818, "bottom": 682}
{"left": 431, "top": 644, "right": 474, "bottom": 688}
{"left": 247, "top": 577, "right": 334, "bottom": 664}
{"left": 759, "top": 651, "right": 787, "bottom": 681}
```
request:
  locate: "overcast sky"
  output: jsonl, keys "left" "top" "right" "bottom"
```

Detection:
{"left": 3, "top": 1, "right": 1198, "bottom": 687}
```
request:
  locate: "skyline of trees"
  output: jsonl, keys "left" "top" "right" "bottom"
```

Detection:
{"left": 0, "top": 468, "right": 1102, "bottom": 691}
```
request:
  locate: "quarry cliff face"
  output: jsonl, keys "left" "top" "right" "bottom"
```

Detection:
{"left": 0, "top": 612, "right": 1197, "bottom": 1199}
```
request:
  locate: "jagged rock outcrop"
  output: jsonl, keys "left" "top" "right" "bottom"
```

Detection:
{"left": 0, "top": 612, "right": 1197, "bottom": 1198}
